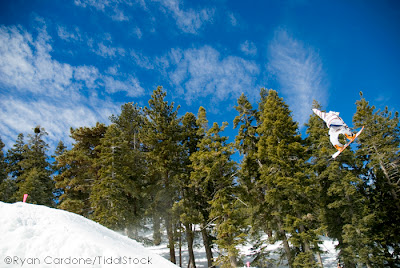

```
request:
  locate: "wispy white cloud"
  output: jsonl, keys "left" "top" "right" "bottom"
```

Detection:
{"left": 102, "top": 75, "right": 144, "bottom": 97}
{"left": 268, "top": 29, "right": 328, "bottom": 126}
{"left": 228, "top": 12, "right": 238, "bottom": 27}
{"left": 57, "top": 25, "right": 82, "bottom": 42}
{"left": 74, "top": 0, "right": 214, "bottom": 34}
{"left": 94, "top": 42, "right": 126, "bottom": 58}
{"left": 74, "top": 0, "right": 130, "bottom": 21}
{"left": 0, "top": 96, "right": 119, "bottom": 148}
{"left": 0, "top": 24, "right": 143, "bottom": 149}
{"left": 162, "top": 46, "right": 260, "bottom": 104}
{"left": 130, "top": 50, "right": 155, "bottom": 70}
{"left": 154, "top": 0, "right": 215, "bottom": 34}
{"left": 240, "top": 40, "right": 257, "bottom": 56}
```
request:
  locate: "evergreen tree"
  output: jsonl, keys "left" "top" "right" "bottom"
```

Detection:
{"left": 6, "top": 133, "right": 25, "bottom": 180}
{"left": 52, "top": 141, "right": 67, "bottom": 201}
{"left": 189, "top": 106, "right": 216, "bottom": 268}
{"left": 0, "top": 137, "right": 6, "bottom": 186}
{"left": 256, "top": 89, "right": 319, "bottom": 267}
{"left": 143, "top": 87, "right": 182, "bottom": 264}
{"left": 0, "top": 137, "right": 16, "bottom": 202}
{"left": 202, "top": 122, "right": 242, "bottom": 268}
{"left": 2, "top": 134, "right": 25, "bottom": 203}
{"left": 305, "top": 100, "right": 364, "bottom": 267}
{"left": 110, "top": 103, "right": 145, "bottom": 151}
{"left": 175, "top": 111, "right": 202, "bottom": 268}
{"left": 351, "top": 92, "right": 400, "bottom": 266}
{"left": 15, "top": 126, "right": 54, "bottom": 206}
{"left": 54, "top": 123, "right": 107, "bottom": 216}
{"left": 91, "top": 103, "right": 147, "bottom": 236}
{"left": 233, "top": 93, "right": 259, "bottom": 195}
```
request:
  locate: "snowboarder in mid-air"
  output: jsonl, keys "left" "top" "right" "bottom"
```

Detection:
{"left": 312, "top": 108, "right": 357, "bottom": 151}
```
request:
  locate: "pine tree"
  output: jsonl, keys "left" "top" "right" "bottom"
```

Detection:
{"left": 0, "top": 137, "right": 7, "bottom": 186}
{"left": 305, "top": 100, "right": 364, "bottom": 267}
{"left": 202, "top": 122, "right": 242, "bottom": 268}
{"left": 91, "top": 103, "right": 147, "bottom": 236}
{"left": 188, "top": 106, "right": 216, "bottom": 268}
{"left": 1, "top": 135, "right": 21, "bottom": 203}
{"left": 54, "top": 123, "right": 107, "bottom": 216}
{"left": 52, "top": 141, "right": 67, "bottom": 201}
{"left": 351, "top": 92, "right": 400, "bottom": 266}
{"left": 234, "top": 91, "right": 282, "bottom": 267}
{"left": 143, "top": 87, "right": 182, "bottom": 264}
{"left": 233, "top": 93, "right": 259, "bottom": 195}
{"left": 15, "top": 126, "right": 54, "bottom": 206}
{"left": 6, "top": 133, "right": 25, "bottom": 180}
{"left": 256, "top": 89, "right": 319, "bottom": 267}
{"left": 0, "top": 137, "right": 16, "bottom": 202}
{"left": 175, "top": 111, "right": 202, "bottom": 268}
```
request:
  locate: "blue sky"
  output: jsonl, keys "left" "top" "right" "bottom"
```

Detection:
{"left": 0, "top": 0, "right": 399, "bottom": 151}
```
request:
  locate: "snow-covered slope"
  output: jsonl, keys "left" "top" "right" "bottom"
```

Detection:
{"left": 0, "top": 202, "right": 178, "bottom": 268}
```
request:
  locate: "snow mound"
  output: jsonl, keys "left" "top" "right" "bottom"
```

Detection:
{"left": 0, "top": 202, "right": 178, "bottom": 268}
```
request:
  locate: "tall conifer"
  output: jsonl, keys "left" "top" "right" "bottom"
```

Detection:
{"left": 0, "top": 137, "right": 6, "bottom": 186}
{"left": 351, "top": 93, "right": 400, "bottom": 266}
{"left": 6, "top": 133, "right": 25, "bottom": 180}
{"left": 91, "top": 103, "right": 147, "bottom": 236}
{"left": 54, "top": 123, "right": 107, "bottom": 216}
{"left": 15, "top": 126, "right": 54, "bottom": 206}
{"left": 143, "top": 87, "right": 182, "bottom": 264}
{"left": 305, "top": 100, "right": 363, "bottom": 267}
{"left": 176, "top": 111, "right": 202, "bottom": 268}
{"left": 256, "top": 89, "right": 319, "bottom": 267}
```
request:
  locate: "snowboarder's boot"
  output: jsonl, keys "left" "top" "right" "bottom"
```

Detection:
{"left": 345, "top": 133, "right": 356, "bottom": 141}
{"left": 334, "top": 144, "right": 344, "bottom": 151}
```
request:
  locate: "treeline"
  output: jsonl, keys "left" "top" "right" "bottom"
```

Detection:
{"left": 0, "top": 87, "right": 399, "bottom": 267}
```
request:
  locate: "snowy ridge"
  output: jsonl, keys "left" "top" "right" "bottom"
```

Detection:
{"left": 0, "top": 202, "right": 178, "bottom": 268}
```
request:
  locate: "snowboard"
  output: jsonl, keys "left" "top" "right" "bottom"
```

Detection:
{"left": 332, "top": 126, "right": 364, "bottom": 159}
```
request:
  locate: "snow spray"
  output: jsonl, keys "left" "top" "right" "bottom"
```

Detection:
{"left": 23, "top": 194, "right": 28, "bottom": 203}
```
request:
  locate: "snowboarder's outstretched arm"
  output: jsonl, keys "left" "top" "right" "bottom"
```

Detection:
{"left": 312, "top": 108, "right": 326, "bottom": 122}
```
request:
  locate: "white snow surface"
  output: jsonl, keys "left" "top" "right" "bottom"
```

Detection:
{"left": 0, "top": 202, "right": 178, "bottom": 268}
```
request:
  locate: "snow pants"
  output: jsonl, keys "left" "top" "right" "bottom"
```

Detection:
{"left": 329, "top": 125, "right": 353, "bottom": 147}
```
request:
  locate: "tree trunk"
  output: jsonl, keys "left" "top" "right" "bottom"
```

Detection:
{"left": 185, "top": 223, "right": 196, "bottom": 268}
{"left": 229, "top": 251, "right": 237, "bottom": 268}
{"left": 179, "top": 225, "right": 182, "bottom": 267}
{"left": 229, "top": 253, "right": 238, "bottom": 268}
{"left": 201, "top": 225, "right": 214, "bottom": 267}
{"left": 280, "top": 230, "right": 292, "bottom": 267}
{"left": 277, "top": 220, "right": 292, "bottom": 268}
{"left": 153, "top": 215, "right": 161, "bottom": 245}
{"left": 166, "top": 216, "right": 176, "bottom": 264}
{"left": 316, "top": 252, "right": 323, "bottom": 267}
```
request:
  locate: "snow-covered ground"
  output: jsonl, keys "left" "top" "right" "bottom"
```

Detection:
{"left": 0, "top": 202, "right": 178, "bottom": 268}
{"left": 0, "top": 201, "right": 339, "bottom": 267}
{"left": 146, "top": 235, "right": 339, "bottom": 268}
